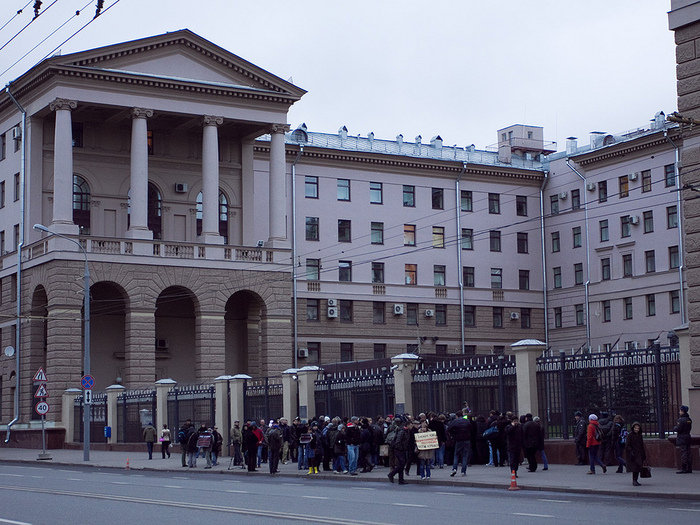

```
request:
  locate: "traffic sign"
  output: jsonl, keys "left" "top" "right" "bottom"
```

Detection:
{"left": 83, "top": 389, "right": 92, "bottom": 405}
{"left": 81, "top": 375, "right": 95, "bottom": 389}
{"left": 34, "top": 384, "right": 48, "bottom": 398}
{"left": 35, "top": 401, "right": 49, "bottom": 415}
{"left": 33, "top": 367, "right": 47, "bottom": 383}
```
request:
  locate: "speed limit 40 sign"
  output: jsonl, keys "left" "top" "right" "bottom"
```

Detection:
{"left": 35, "top": 401, "right": 49, "bottom": 415}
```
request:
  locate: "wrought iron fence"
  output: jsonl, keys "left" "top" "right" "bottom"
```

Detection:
{"left": 73, "top": 392, "right": 107, "bottom": 443}
{"left": 411, "top": 354, "right": 517, "bottom": 416}
{"left": 243, "top": 377, "right": 283, "bottom": 424}
{"left": 116, "top": 389, "right": 156, "bottom": 443}
{"left": 537, "top": 344, "right": 681, "bottom": 439}
{"left": 314, "top": 368, "right": 395, "bottom": 418}
{"left": 167, "top": 384, "right": 216, "bottom": 440}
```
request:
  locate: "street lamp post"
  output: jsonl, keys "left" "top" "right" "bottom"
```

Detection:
{"left": 34, "top": 224, "right": 90, "bottom": 461}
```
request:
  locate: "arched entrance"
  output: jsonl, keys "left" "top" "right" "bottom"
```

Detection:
{"left": 28, "top": 286, "right": 48, "bottom": 420}
{"left": 155, "top": 286, "right": 197, "bottom": 383}
{"left": 90, "top": 282, "right": 127, "bottom": 390}
{"left": 225, "top": 291, "right": 266, "bottom": 376}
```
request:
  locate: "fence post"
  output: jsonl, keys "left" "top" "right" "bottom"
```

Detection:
{"left": 674, "top": 325, "right": 698, "bottom": 416}
{"left": 297, "top": 366, "right": 321, "bottom": 420}
{"left": 282, "top": 369, "right": 298, "bottom": 423}
{"left": 507, "top": 339, "right": 546, "bottom": 416}
{"left": 230, "top": 375, "right": 250, "bottom": 428}
{"left": 105, "top": 385, "right": 125, "bottom": 445}
{"left": 427, "top": 366, "right": 434, "bottom": 414}
{"left": 381, "top": 367, "right": 388, "bottom": 417}
{"left": 391, "top": 354, "right": 420, "bottom": 416}
{"left": 498, "top": 356, "right": 505, "bottom": 415}
{"left": 62, "top": 388, "right": 82, "bottom": 443}
{"left": 155, "top": 379, "right": 176, "bottom": 440}
{"left": 215, "top": 376, "right": 234, "bottom": 452}
{"left": 652, "top": 342, "right": 666, "bottom": 439}
{"left": 559, "top": 350, "right": 569, "bottom": 439}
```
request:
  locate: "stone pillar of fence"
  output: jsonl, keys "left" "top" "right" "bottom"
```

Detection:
{"left": 297, "top": 366, "right": 321, "bottom": 420}
{"left": 391, "top": 354, "right": 420, "bottom": 416}
{"left": 230, "top": 374, "right": 251, "bottom": 430}
{"left": 282, "top": 369, "right": 299, "bottom": 422}
{"left": 675, "top": 324, "right": 699, "bottom": 414}
{"left": 105, "top": 384, "right": 125, "bottom": 444}
{"left": 507, "top": 339, "right": 546, "bottom": 416}
{"left": 214, "top": 375, "right": 235, "bottom": 453}
{"left": 61, "top": 388, "right": 82, "bottom": 443}
{"left": 155, "top": 379, "right": 176, "bottom": 440}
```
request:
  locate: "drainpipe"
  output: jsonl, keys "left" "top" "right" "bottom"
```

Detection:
{"left": 665, "top": 131, "right": 686, "bottom": 324}
{"left": 4, "top": 83, "right": 26, "bottom": 442}
{"left": 291, "top": 145, "right": 303, "bottom": 369}
{"left": 455, "top": 162, "right": 467, "bottom": 353}
{"left": 539, "top": 170, "right": 549, "bottom": 347}
{"left": 566, "top": 160, "right": 591, "bottom": 352}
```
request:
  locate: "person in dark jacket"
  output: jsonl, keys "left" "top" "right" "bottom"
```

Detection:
{"left": 345, "top": 417, "right": 362, "bottom": 475}
{"left": 598, "top": 411, "right": 614, "bottom": 465}
{"left": 611, "top": 415, "right": 627, "bottom": 473}
{"left": 143, "top": 422, "right": 157, "bottom": 460}
{"left": 534, "top": 416, "right": 548, "bottom": 470}
{"left": 359, "top": 418, "right": 375, "bottom": 473}
{"left": 429, "top": 412, "right": 447, "bottom": 468}
{"left": 266, "top": 423, "right": 283, "bottom": 474}
{"left": 243, "top": 422, "right": 260, "bottom": 472}
{"left": 447, "top": 410, "right": 472, "bottom": 476}
{"left": 625, "top": 421, "right": 646, "bottom": 486}
{"left": 522, "top": 413, "right": 539, "bottom": 472}
{"left": 496, "top": 412, "right": 510, "bottom": 467}
{"left": 474, "top": 414, "right": 489, "bottom": 465}
{"left": 387, "top": 417, "right": 410, "bottom": 485}
{"left": 332, "top": 421, "right": 347, "bottom": 473}
{"left": 673, "top": 405, "right": 693, "bottom": 474}
{"left": 573, "top": 411, "right": 587, "bottom": 465}
{"left": 504, "top": 415, "right": 523, "bottom": 475}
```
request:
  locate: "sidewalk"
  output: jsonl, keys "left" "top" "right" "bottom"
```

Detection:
{"left": 0, "top": 447, "right": 696, "bottom": 500}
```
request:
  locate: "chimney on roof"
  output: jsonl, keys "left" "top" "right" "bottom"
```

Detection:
{"left": 430, "top": 135, "right": 443, "bottom": 149}
{"left": 653, "top": 111, "right": 666, "bottom": 130}
{"left": 469, "top": 144, "right": 475, "bottom": 153}
{"left": 566, "top": 137, "right": 578, "bottom": 156}
{"left": 396, "top": 134, "right": 403, "bottom": 145}
{"left": 498, "top": 143, "right": 512, "bottom": 164}
{"left": 339, "top": 126, "right": 348, "bottom": 140}
{"left": 368, "top": 132, "right": 374, "bottom": 144}
{"left": 415, "top": 135, "right": 422, "bottom": 146}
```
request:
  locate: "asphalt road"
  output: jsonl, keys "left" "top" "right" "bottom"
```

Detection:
{"left": 1, "top": 462, "right": 699, "bottom": 524}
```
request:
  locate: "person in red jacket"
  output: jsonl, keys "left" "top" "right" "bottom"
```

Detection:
{"left": 586, "top": 414, "right": 607, "bottom": 475}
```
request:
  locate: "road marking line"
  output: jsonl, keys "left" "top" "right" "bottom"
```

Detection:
{"left": 172, "top": 477, "right": 189, "bottom": 480}
{"left": 513, "top": 513, "right": 554, "bottom": 518}
{"left": 669, "top": 508, "right": 700, "bottom": 512}
{"left": 66, "top": 479, "right": 82, "bottom": 481}
{"left": 303, "top": 496, "right": 329, "bottom": 500}
{"left": 538, "top": 499, "right": 570, "bottom": 503}
{"left": 393, "top": 504, "right": 427, "bottom": 508}
{"left": 351, "top": 487, "right": 373, "bottom": 491}
{"left": 111, "top": 482, "right": 129, "bottom": 485}
{"left": 163, "top": 486, "right": 182, "bottom": 489}
{"left": 0, "top": 474, "right": 22, "bottom": 477}
{"left": 436, "top": 491, "right": 462, "bottom": 496}
{"left": 282, "top": 483, "right": 303, "bottom": 486}
{"left": 226, "top": 490, "right": 249, "bottom": 494}
{"left": 0, "top": 518, "right": 32, "bottom": 525}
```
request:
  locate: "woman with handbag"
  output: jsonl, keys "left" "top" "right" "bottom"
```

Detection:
{"left": 625, "top": 421, "right": 646, "bottom": 486}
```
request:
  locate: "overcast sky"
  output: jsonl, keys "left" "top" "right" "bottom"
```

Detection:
{"left": 0, "top": 0, "right": 678, "bottom": 152}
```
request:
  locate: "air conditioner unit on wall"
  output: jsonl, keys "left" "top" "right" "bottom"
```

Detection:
{"left": 393, "top": 304, "right": 404, "bottom": 315}
{"left": 587, "top": 182, "right": 596, "bottom": 191}
{"left": 510, "top": 312, "right": 520, "bottom": 320}
{"left": 629, "top": 215, "right": 639, "bottom": 225}
{"left": 12, "top": 126, "right": 21, "bottom": 141}
{"left": 327, "top": 298, "right": 338, "bottom": 307}
{"left": 327, "top": 307, "right": 338, "bottom": 318}
{"left": 559, "top": 191, "right": 568, "bottom": 199}
{"left": 297, "top": 348, "right": 309, "bottom": 358}
{"left": 629, "top": 172, "right": 638, "bottom": 181}
{"left": 425, "top": 309, "right": 435, "bottom": 317}
{"left": 174, "top": 183, "right": 188, "bottom": 193}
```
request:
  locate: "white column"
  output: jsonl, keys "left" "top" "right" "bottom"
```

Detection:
{"left": 200, "top": 116, "right": 224, "bottom": 244}
{"left": 296, "top": 366, "right": 320, "bottom": 420}
{"left": 506, "top": 339, "right": 546, "bottom": 416}
{"left": 50, "top": 98, "right": 78, "bottom": 234}
{"left": 391, "top": 354, "right": 420, "bottom": 416}
{"left": 105, "top": 384, "right": 125, "bottom": 444}
{"left": 126, "top": 108, "right": 153, "bottom": 240}
{"left": 282, "top": 369, "right": 299, "bottom": 423}
{"left": 268, "top": 124, "right": 289, "bottom": 247}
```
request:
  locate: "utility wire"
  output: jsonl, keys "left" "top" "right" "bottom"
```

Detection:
{"left": 0, "top": 0, "right": 58, "bottom": 53}
{"left": 0, "top": 1, "right": 33, "bottom": 34}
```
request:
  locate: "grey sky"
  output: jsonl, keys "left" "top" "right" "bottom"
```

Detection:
{"left": 0, "top": 0, "right": 677, "bottom": 152}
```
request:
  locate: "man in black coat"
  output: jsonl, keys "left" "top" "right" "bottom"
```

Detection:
{"left": 573, "top": 411, "right": 587, "bottom": 465}
{"left": 504, "top": 415, "right": 523, "bottom": 475}
{"left": 447, "top": 410, "right": 472, "bottom": 476}
{"left": 387, "top": 416, "right": 410, "bottom": 485}
{"left": 674, "top": 405, "right": 693, "bottom": 474}
{"left": 598, "top": 411, "right": 614, "bottom": 465}
{"left": 521, "top": 413, "right": 539, "bottom": 472}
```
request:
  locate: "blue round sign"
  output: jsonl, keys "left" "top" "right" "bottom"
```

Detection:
{"left": 81, "top": 375, "right": 95, "bottom": 389}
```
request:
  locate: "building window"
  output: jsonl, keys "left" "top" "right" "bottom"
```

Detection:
{"left": 0, "top": 180, "right": 4, "bottom": 208}
{"left": 643, "top": 210, "right": 654, "bottom": 233}
{"left": 374, "top": 343, "right": 386, "bottom": 359}
{"left": 73, "top": 174, "right": 91, "bottom": 235}
{"left": 550, "top": 194, "right": 559, "bottom": 215}
{"left": 521, "top": 308, "right": 531, "bottom": 329}
{"left": 493, "top": 307, "right": 503, "bottom": 328}
{"left": 571, "top": 189, "right": 581, "bottom": 210}
{"left": 463, "top": 266, "right": 475, "bottom": 288}
{"left": 621, "top": 215, "right": 631, "bottom": 238}
{"left": 641, "top": 170, "right": 652, "bottom": 193}
{"left": 14, "top": 173, "right": 19, "bottom": 201}
{"left": 461, "top": 190, "right": 473, "bottom": 212}
{"left": 553, "top": 267, "right": 562, "bottom": 288}
{"left": 435, "top": 304, "right": 447, "bottom": 326}
{"left": 516, "top": 195, "right": 527, "bottom": 216}
{"left": 665, "top": 164, "right": 676, "bottom": 187}
{"left": 601, "top": 258, "right": 611, "bottom": 281}
{"left": 461, "top": 228, "right": 473, "bottom": 250}
{"left": 491, "top": 268, "right": 502, "bottom": 289}
{"left": 624, "top": 297, "right": 633, "bottom": 320}
{"left": 195, "top": 190, "right": 230, "bottom": 242}
{"left": 403, "top": 185, "right": 415, "bottom": 207}
{"left": 667, "top": 205, "right": 678, "bottom": 229}
{"left": 464, "top": 305, "right": 476, "bottom": 327}
{"left": 574, "top": 263, "right": 583, "bottom": 285}
{"left": 519, "top": 269, "right": 530, "bottom": 290}
{"left": 517, "top": 232, "right": 528, "bottom": 253}
{"left": 307, "top": 299, "right": 319, "bottom": 321}
{"left": 146, "top": 130, "right": 153, "bottom": 155}
{"left": 603, "top": 300, "right": 611, "bottom": 322}
{"left": 339, "top": 260, "right": 352, "bottom": 282}
{"left": 551, "top": 231, "right": 560, "bottom": 252}
{"left": 434, "top": 265, "right": 446, "bottom": 286}
{"left": 622, "top": 254, "right": 633, "bottom": 277}
{"left": 554, "top": 307, "right": 562, "bottom": 328}
{"left": 600, "top": 220, "right": 609, "bottom": 242}
{"left": 575, "top": 304, "right": 584, "bottom": 326}
{"left": 305, "top": 176, "right": 318, "bottom": 198}
{"left": 0, "top": 134, "right": 5, "bottom": 160}
{"left": 307, "top": 342, "right": 320, "bottom": 365}
{"left": 72, "top": 122, "right": 84, "bottom": 148}
{"left": 340, "top": 343, "right": 353, "bottom": 362}
{"left": 0, "top": 230, "right": 4, "bottom": 254}
{"left": 488, "top": 193, "right": 500, "bottom": 214}
{"left": 669, "top": 245, "right": 680, "bottom": 269}
{"left": 372, "top": 262, "right": 384, "bottom": 283}
{"left": 646, "top": 294, "right": 656, "bottom": 317}
{"left": 489, "top": 230, "right": 501, "bottom": 252}
{"left": 432, "top": 188, "right": 444, "bottom": 209}
{"left": 339, "top": 300, "right": 353, "bottom": 322}
{"left": 13, "top": 224, "right": 19, "bottom": 250}
{"left": 371, "top": 222, "right": 384, "bottom": 244}
{"left": 573, "top": 226, "right": 582, "bottom": 248}
{"left": 670, "top": 290, "right": 680, "bottom": 314}
{"left": 370, "top": 182, "right": 383, "bottom": 204}
{"left": 404, "top": 224, "right": 416, "bottom": 246}
{"left": 337, "top": 179, "right": 350, "bottom": 201}
{"left": 645, "top": 250, "right": 656, "bottom": 273}
{"left": 619, "top": 175, "right": 629, "bottom": 198}
{"left": 407, "top": 303, "right": 418, "bottom": 325}
{"left": 598, "top": 180, "right": 607, "bottom": 203}
{"left": 305, "top": 217, "right": 319, "bottom": 241}
{"left": 373, "top": 302, "right": 385, "bottom": 324}
{"left": 432, "top": 226, "right": 445, "bottom": 248}
{"left": 405, "top": 264, "right": 417, "bottom": 285}
{"left": 306, "top": 259, "right": 320, "bottom": 280}
{"left": 338, "top": 219, "right": 351, "bottom": 242}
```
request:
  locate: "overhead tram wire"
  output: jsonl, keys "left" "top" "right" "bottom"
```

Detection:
{"left": 0, "top": 1, "right": 33, "bottom": 34}
{"left": 0, "top": 0, "right": 59, "bottom": 53}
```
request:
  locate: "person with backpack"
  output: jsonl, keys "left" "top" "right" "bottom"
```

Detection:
{"left": 186, "top": 424, "right": 200, "bottom": 468}
{"left": 211, "top": 426, "right": 222, "bottom": 466}
{"left": 598, "top": 411, "right": 614, "bottom": 465}
{"left": 611, "top": 415, "right": 628, "bottom": 473}
{"left": 387, "top": 416, "right": 410, "bottom": 485}
{"left": 143, "top": 422, "right": 157, "bottom": 460}
{"left": 265, "top": 421, "right": 283, "bottom": 474}
{"left": 586, "top": 414, "right": 607, "bottom": 474}
{"left": 178, "top": 420, "right": 194, "bottom": 467}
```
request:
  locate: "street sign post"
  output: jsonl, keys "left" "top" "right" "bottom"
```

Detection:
{"left": 33, "top": 367, "right": 51, "bottom": 461}
{"left": 83, "top": 389, "right": 92, "bottom": 405}
{"left": 35, "top": 401, "right": 49, "bottom": 415}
